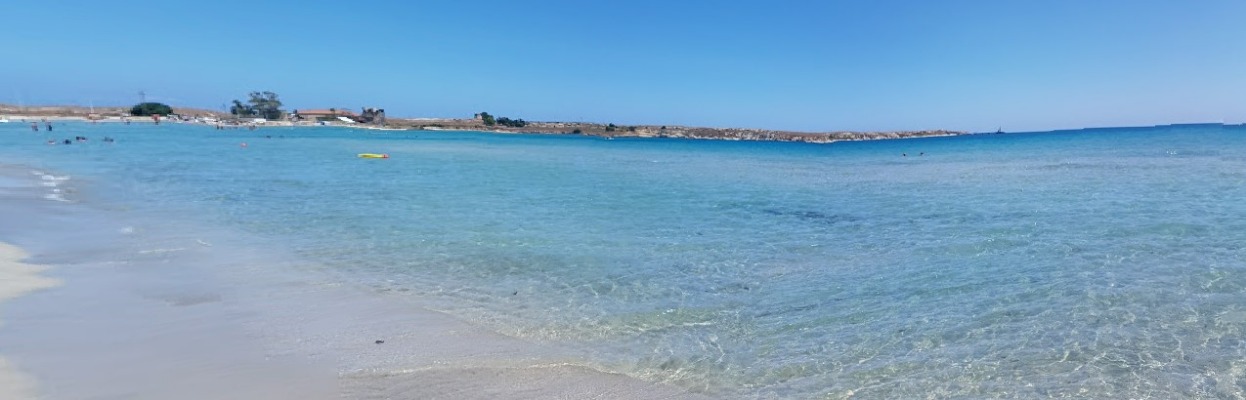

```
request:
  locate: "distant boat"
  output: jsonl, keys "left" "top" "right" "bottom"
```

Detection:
{"left": 994, "top": 127, "right": 1004, "bottom": 134}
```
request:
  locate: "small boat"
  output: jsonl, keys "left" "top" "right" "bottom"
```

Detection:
{"left": 0, "top": 116, "right": 9, "bottom": 123}
{"left": 358, "top": 153, "right": 389, "bottom": 159}
{"left": 994, "top": 127, "right": 1004, "bottom": 134}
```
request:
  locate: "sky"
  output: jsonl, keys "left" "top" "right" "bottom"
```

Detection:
{"left": 3, "top": 0, "right": 1244, "bottom": 132}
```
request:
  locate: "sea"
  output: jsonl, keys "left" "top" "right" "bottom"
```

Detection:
{"left": 2, "top": 121, "right": 1244, "bottom": 398}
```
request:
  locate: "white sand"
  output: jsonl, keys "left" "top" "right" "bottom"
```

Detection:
{"left": 0, "top": 358, "right": 39, "bottom": 400}
{"left": 0, "top": 242, "right": 61, "bottom": 400}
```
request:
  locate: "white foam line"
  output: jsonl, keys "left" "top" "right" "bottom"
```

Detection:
{"left": 138, "top": 248, "right": 187, "bottom": 254}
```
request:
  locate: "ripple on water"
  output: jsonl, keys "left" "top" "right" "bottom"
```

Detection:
{"left": 2, "top": 123, "right": 1246, "bottom": 397}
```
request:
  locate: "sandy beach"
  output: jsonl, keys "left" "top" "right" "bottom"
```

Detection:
{"left": 0, "top": 242, "right": 60, "bottom": 400}
{"left": 0, "top": 164, "right": 704, "bottom": 399}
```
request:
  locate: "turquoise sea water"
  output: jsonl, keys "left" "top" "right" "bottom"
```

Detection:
{"left": 2, "top": 122, "right": 1245, "bottom": 398}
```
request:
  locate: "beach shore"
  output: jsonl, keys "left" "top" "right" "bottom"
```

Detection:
{"left": 0, "top": 242, "right": 60, "bottom": 400}
{"left": 0, "top": 165, "right": 705, "bottom": 399}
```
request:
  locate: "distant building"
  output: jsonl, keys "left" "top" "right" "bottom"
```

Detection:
{"left": 293, "top": 109, "right": 358, "bottom": 121}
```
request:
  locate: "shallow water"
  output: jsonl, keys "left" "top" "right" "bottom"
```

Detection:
{"left": 2, "top": 122, "right": 1244, "bottom": 398}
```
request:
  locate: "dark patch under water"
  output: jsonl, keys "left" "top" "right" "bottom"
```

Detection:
{"left": 760, "top": 208, "right": 860, "bottom": 225}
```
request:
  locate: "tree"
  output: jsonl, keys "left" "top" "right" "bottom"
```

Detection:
{"left": 360, "top": 108, "right": 386, "bottom": 124}
{"left": 478, "top": 112, "right": 496, "bottom": 126}
{"left": 229, "top": 100, "right": 254, "bottom": 117}
{"left": 130, "top": 102, "right": 173, "bottom": 116}
{"left": 496, "top": 117, "right": 527, "bottom": 128}
{"left": 232, "top": 91, "right": 284, "bottom": 119}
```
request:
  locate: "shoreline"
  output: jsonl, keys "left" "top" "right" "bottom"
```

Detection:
{"left": 3, "top": 114, "right": 963, "bottom": 144}
{"left": 417, "top": 125, "right": 965, "bottom": 143}
{"left": 0, "top": 242, "right": 60, "bottom": 400}
{"left": 1, "top": 103, "right": 966, "bottom": 144}
{"left": 0, "top": 163, "right": 706, "bottom": 399}
{"left": 377, "top": 119, "right": 967, "bottom": 144}
{"left": 8, "top": 115, "right": 965, "bottom": 144}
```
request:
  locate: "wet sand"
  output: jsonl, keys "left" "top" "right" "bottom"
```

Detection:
{"left": 0, "top": 242, "right": 60, "bottom": 400}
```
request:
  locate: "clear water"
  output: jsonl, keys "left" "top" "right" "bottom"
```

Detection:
{"left": 3, "top": 122, "right": 1245, "bottom": 398}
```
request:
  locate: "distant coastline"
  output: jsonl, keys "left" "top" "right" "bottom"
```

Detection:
{"left": 0, "top": 103, "right": 964, "bottom": 144}
{"left": 413, "top": 122, "right": 964, "bottom": 144}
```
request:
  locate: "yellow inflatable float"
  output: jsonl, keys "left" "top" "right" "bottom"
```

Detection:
{"left": 358, "top": 153, "right": 389, "bottom": 159}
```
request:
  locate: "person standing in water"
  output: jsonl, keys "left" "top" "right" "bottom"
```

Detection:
{"left": 30, "top": 122, "right": 38, "bottom": 132}
{"left": 45, "top": 122, "right": 53, "bottom": 131}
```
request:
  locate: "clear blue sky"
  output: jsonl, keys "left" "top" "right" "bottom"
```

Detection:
{"left": 3, "top": 0, "right": 1244, "bottom": 132}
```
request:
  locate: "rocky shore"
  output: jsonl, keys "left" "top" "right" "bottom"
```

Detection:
{"left": 396, "top": 119, "right": 964, "bottom": 144}
{"left": 1, "top": 104, "right": 964, "bottom": 143}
